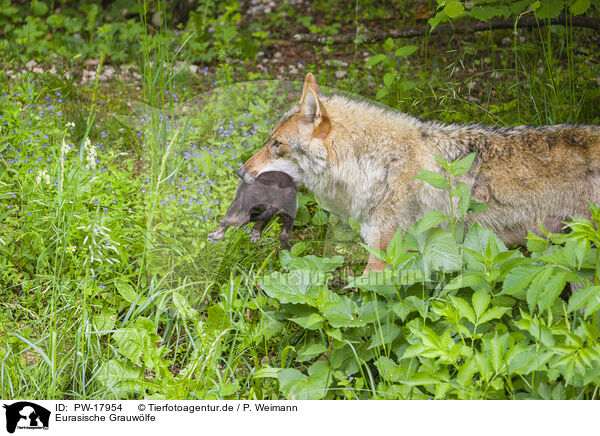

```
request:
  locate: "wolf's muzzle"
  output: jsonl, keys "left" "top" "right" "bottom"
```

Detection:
{"left": 236, "top": 167, "right": 254, "bottom": 184}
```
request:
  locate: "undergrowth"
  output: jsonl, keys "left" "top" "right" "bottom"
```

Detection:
{"left": 1, "top": 0, "right": 600, "bottom": 399}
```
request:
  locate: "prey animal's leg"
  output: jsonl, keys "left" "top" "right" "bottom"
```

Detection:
{"left": 279, "top": 213, "right": 294, "bottom": 249}
{"left": 249, "top": 219, "right": 269, "bottom": 243}
{"left": 207, "top": 212, "right": 251, "bottom": 243}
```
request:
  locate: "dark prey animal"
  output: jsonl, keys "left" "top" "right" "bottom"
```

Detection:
{"left": 208, "top": 171, "right": 297, "bottom": 248}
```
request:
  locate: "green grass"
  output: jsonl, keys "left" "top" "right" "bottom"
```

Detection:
{"left": 1, "top": 1, "right": 600, "bottom": 400}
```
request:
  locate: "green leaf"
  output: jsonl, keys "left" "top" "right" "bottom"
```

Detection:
{"left": 478, "top": 306, "right": 511, "bottom": 324}
{"left": 443, "top": 0, "right": 465, "bottom": 18}
{"left": 472, "top": 289, "right": 491, "bottom": 319}
{"left": 322, "top": 298, "right": 366, "bottom": 328}
{"left": 568, "top": 285, "right": 600, "bottom": 313}
{"left": 526, "top": 232, "right": 550, "bottom": 253}
{"left": 450, "top": 296, "right": 476, "bottom": 324}
{"left": 443, "top": 272, "right": 487, "bottom": 293}
{"left": 369, "top": 322, "right": 402, "bottom": 349}
{"left": 382, "top": 37, "right": 394, "bottom": 51}
{"left": 414, "top": 169, "right": 449, "bottom": 189}
{"left": 376, "top": 87, "right": 390, "bottom": 100}
{"left": 258, "top": 270, "right": 322, "bottom": 306}
{"left": 415, "top": 211, "right": 450, "bottom": 234}
{"left": 402, "top": 371, "right": 442, "bottom": 386}
{"left": 423, "top": 229, "right": 462, "bottom": 274}
{"left": 311, "top": 208, "right": 329, "bottom": 225}
{"left": 172, "top": 291, "right": 196, "bottom": 320}
{"left": 456, "top": 358, "right": 477, "bottom": 387}
{"left": 93, "top": 308, "right": 116, "bottom": 333}
{"left": 280, "top": 251, "right": 344, "bottom": 273}
{"left": 535, "top": 0, "right": 564, "bottom": 18}
{"left": 97, "top": 359, "right": 143, "bottom": 397}
{"left": 453, "top": 182, "right": 472, "bottom": 217}
{"left": 394, "top": 45, "right": 418, "bottom": 57}
{"left": 277, "top": 360, "right": 331, "bottom": 400}
{"left": 383, "top": 72, "right": 395, "bottom": 88}
{"left": 528, "top": 267, "right": 567, "bottom": 312}
{"left": 501, "top": 265, "right": 539, "bottom": 296}
{"left": 289, "top": 313, "right": 324, "bottom": 330}
{"left": 114, "top": 278, "right": 138, "bottom": 303}
{"left": 470, "top": 6, "right": 505, "bottom": 20}
{"left": 296, "top": 343, "right": 328, "bottom": 361}
{"left": 365, "top": 54, "right": 387, "bottom": 68}
{"left": 449, "top": 152, "right": 476, "bottom": 177}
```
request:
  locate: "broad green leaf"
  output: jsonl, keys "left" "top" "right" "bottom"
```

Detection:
{"left": 383, "top": 72, "right": 395, "bottom": 88}
{"left": 296, "top": 343, "right": 328, "bottom": 361}
{"left": 423, "top": 229, "right": 462, "bottom": 274}
{"left": 470, "top": 6, "right": 504, "bottom": 20}
{"left": 535, "top": 0, "right": 563, "bottom": 18}
{"left": 277, "top": 360, "right": 331, "bottom": 400}
{"left": 443, "top": 272, "right": 487, "bottom": 292}
{"left": 526, "top": 232, "right": 550, "bottom": 253}
{"left": 453, "top": 181, "right": 471, "bottom": 217}
{"left": 568, "top": 285, "right": 600, "bottom": 313}
{"left": 501, "top": 265, "right": 539, "bottom": 296}
{"left": 413, "top": 169, "right": 449, "bottom": 189}
{"left": 382, "top": 37, "right": 394, "bottom": 51}
{"left": 311, "top": 208, "right": 329, "bottom": 225}
{"left": 365, "top": 54, "right": 387, "bottom": 68}
{"left": 375, "top": 356, "right": 403, "bottom": 383}
{"left": 93, "top": 308, "right": 116, "bottom": 332}
{"left": 449, "top": 152, "right": 476, "bottom": 177}
{"left": 114, "top": 278, "right": 137, "bottom": 303}
{"left": 97, "top": 359, "right": 143, "bottom": 397}
{"left": 472, "top": 289, "right": 491, "bottom": 319}
{"left": 478, "top": 306, "right": 511, "bottom": 324}
{"left": 394, "top": 45, "right": 418, "bottom": 57}
{"left": 415, "top": 211, "right": 450, "bottom": 234}
{"left": 456, "top": 358, "right": 478, "bottom": 387}
{"left": 443, "top": 0, "right": 465, "bottom": 18}
{"left": 489, "top": 333, "right": 506, "bottom": 373}
{"left": 532, "top": 268, "right": 567, "bottom": 312}
{"left": 289, "top": 313, "right": 324, "bottom": 330}
{"left": 280, "top": 251, "right": 344, "bottom": 273}
{"left": 570, "top": 0, "right": 590, "bottom": 14}
{"left": 322, "top": 298, "right": 366, "bottom": 328}
{"left": 258, "top": 270, "right": 321, "bottom": 306}
{"left": 450, "top": 296, "right": 476, "bottom": 324}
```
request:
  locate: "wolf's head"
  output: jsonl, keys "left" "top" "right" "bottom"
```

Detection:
{"left": 237, "top": 73, "right": 331, "bottom": 185}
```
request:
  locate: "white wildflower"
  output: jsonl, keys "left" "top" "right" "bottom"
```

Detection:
{"left": 61, "top": 137, "right": 70, "bottom": 156}
{"left": 65, "top": 122, "right": 75, "bottom": 128}
{"left": 84, "top": 138, "right": 97, "bottom": 169}
{"left": 36, "top": 170, "right": 51, "bottom": 185}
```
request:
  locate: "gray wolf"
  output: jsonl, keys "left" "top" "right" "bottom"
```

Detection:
{"left": 208, "top": 171, "right": 297, "bottom": 248}
{"left": 237, "top": 73, "right": 600, "bottom": 272}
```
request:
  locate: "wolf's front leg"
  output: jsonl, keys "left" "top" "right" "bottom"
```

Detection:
{"left": 360, "top": 222, "right": 395, "bottom": 275}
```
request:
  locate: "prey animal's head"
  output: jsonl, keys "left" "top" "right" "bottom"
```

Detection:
{"left": 237, "top": 73, "right": 331, "bottom": 185}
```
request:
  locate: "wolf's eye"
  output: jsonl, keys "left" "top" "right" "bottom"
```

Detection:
{"left": 273, "top": 140, "right": 281, "bottom": 148}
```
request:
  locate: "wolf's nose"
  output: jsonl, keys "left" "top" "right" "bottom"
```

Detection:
{"left": 236, "top": 167, "right": 246, "bottom": 180}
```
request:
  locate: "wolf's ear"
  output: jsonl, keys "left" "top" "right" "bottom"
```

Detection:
{"left": 300, "top": 73, "right": 321, "bottom": 100}
{"left": 301, "top": 89, "right": 330, "bottom": 139}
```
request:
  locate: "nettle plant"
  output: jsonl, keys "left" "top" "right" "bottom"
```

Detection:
{"left": 253, "top": 153, "right": 600, "bottom": 399}
{"left": 365, "top": 37, "right": 419, "bottom": 105}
